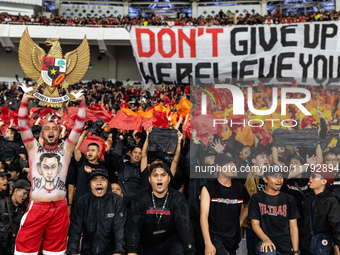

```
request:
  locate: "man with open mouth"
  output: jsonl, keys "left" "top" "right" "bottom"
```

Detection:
{"left": 249, "top": 164, "right": 301, "bottom": 255}
{"left": 16, "top": 93, "right": 86, "bottom": 255}
{"left": 67, "top": 169, "right": 126, "bottom": 255}
{"left": 126, "top": 162, "right": 196, "bottom": 255}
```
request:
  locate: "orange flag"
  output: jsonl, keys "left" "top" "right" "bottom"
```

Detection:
{"left": 175, "top": 98, "right": 190, "bottom": 116}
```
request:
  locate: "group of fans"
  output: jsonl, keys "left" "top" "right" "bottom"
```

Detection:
{"left": 0, "top": 77, "right": 340, "bottom": 255}
{"left": 0, "top": 10, "right": 339, "bottom": 28}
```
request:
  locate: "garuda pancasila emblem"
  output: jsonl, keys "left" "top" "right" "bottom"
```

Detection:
{"left": 18, "top": 28, "right": 90, "bottom": 108}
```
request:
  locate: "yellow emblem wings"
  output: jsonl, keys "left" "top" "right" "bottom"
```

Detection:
{"left": 18, "top": 28, "right": 45, "bottom": 81}
{"left": 18, "top": 27, "right": 90, "bottom": 87}
{"left": 63, "top": 36, "right": 90, "bottom": 86}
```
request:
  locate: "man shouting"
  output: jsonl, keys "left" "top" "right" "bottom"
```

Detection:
{"left": 15, "top": 93, "right": 86, "bottom": 255}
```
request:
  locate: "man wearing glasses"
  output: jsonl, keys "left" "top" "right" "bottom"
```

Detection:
{"left": 299, "top": 172, "right": 340, "bottom": 255}
{"left": 323, "top": 151, "right": 339, "bottom": 170}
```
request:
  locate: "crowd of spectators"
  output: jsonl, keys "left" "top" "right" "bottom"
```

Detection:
{"left": 0, "top": 77, "right": 339, "bottom": 254}
{"left": 1, "top": 10, "right": 340, "bottom": 28}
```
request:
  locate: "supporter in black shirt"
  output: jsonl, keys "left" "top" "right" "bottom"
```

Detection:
{"left": 126, "top": 163, "right": 195, "bottom": 255}
{"left": 200, "top": 153, "right": 250, "bottom": 255}
{"left": 71, "top": 129, "right": 108, "bottom": 203}
{"left": 281, "top": 155, "right": 310, "bottom": 227}
{"left": 67, "top": 169, "right": 126, "bottom": 255}
{"left": 106, "top": 135, "right": 146, "bottom": 208}
{"left": 0, "top": 127, "right": 21, "bottom": 163}
{"left": 256, "top": 17, "right": 264, "bottom": 25}
{"left": 299, "top": 172, "right": 340, "bottom": 255}
{"left": 249, "top": 166, "right": 300, "bottom": 255}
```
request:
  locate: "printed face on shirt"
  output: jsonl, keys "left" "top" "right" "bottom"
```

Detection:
{"left": 37, "top": 153, "right": 62, "bottom": 183}
{"left": 40, "top": 122, "right": 60, "bottom": 146}
{"left": 149, "top": 168, "right": 171, "bottom": 196}
{"left": 263, "top": 173, "right": 283, "bottom": 192}
{"left": 130, "top": 147, "right": 142, "bottom": 164}
{"left": 91, "top": 175, "right": 108, "bottom": 197}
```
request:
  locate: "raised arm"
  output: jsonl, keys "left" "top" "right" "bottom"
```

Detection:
{"left": 18, "top": 94, "right": 37, "bottom": 151}
{"left": 170, "top": 131, "right": 182, "bottom": 177}
{"left": 140, "top": 127, "right": 152, "bottom": 172}
{"left": 66, "top": 96, "right": 86, "bottom": 151}
{"left": 74, "top": 129, "right": 89, "bottom": 162}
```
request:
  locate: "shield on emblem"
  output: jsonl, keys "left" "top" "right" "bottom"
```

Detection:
{"left": 41, "top": 57, "right": 67, "bottom": 87}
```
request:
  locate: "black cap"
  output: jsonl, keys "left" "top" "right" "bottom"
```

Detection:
{"left": 89, "top": 169, "right": 109, "bottom": 181}
{"left": 202, "top": 148, "right": 217, "bottom": 157}
{"left": 13, "top": 179, "right": 31, "bottom": 191}
{"left": 0, "top": 172, "right": 11, "bottom": 178}
{"left": 215, "top": 152, "right": 238, "bottom": 166}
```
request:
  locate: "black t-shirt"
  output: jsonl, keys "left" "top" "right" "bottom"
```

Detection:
{"left": 204, "top": 179, "right": 250, "bottom": 249}
{"left": 281, "top": 178, "right": 310, "bottom": 219}
{"left": 257, "top": 178, "right": 266, "bottom": 192}
{"left": 74, "top": 155, "right": 107, "bottom": 201}
{"left": 248, "top": 191, "right": 300, "bottom": 253}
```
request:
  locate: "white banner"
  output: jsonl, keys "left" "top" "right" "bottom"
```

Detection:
{"left": 33, "top": 93, "right": 70, "bottom": 104}
{"left": 129, "top": 22, "right": 340, "bottom": 86}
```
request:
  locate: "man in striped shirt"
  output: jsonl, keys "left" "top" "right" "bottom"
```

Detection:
{"left": 15, "top": 93, "right": 86, "bottom": 255}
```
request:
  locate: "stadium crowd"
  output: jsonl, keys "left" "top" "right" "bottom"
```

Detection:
{"left": 1, "top": 10, "right": 339, "bottom": 28}
{"left": 0, "top": 77, "right": 339, "bottom": 255}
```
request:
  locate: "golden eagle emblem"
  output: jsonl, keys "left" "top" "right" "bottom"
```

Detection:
{"left": 18, "top": 28, "right": 90, "bottom": 108}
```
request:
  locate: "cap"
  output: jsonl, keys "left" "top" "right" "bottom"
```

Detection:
{"left": 13, "top": 179, "right": 31, "bottom": 191}
{"left": 287, "top": 154, "right": 306, "bottom": 165}
{"left": 89, "top": 169, "right": 109, "bottom": 181}
{"left": 0, "top": 172, "right": 11, "bottom": 178}
{"left": 312, "top": 166, "right": 335, "bottom": 185}
{"left": 202, "top": 148, "right": 217, "bottom": 157}
{"left": 215, "top": 152, "right": 238, "bottom": 166}
{"left": 263, "top": 164, "right": 286, "bottom": 177}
